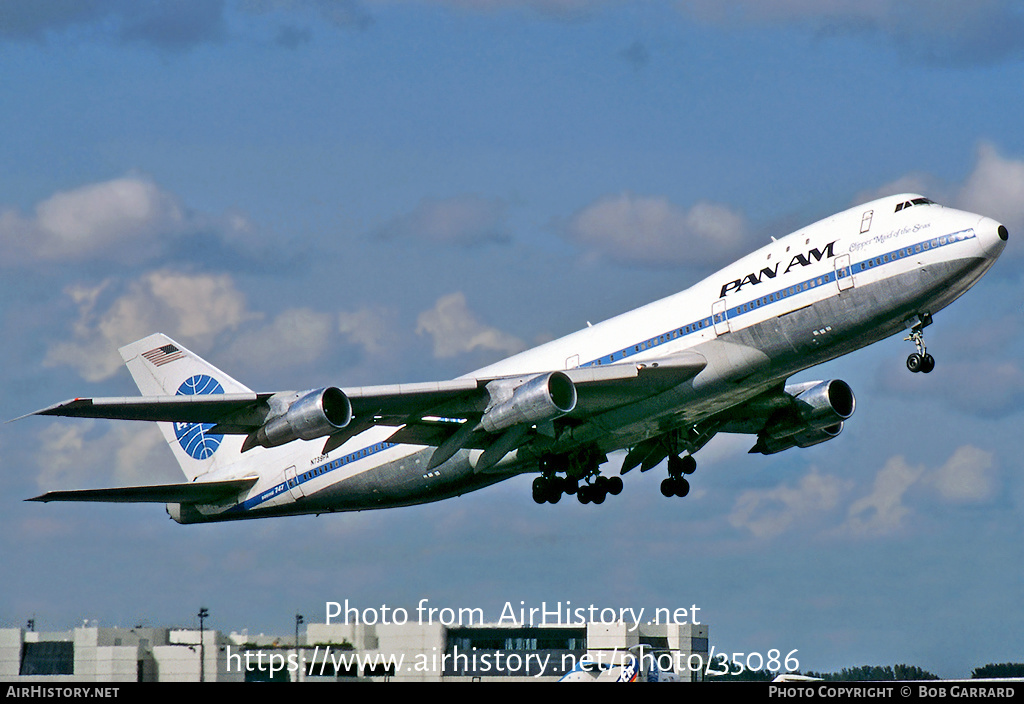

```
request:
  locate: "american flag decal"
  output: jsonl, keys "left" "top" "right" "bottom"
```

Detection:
{"left": 142, "top": 344, "right": 185, "bottom": 367}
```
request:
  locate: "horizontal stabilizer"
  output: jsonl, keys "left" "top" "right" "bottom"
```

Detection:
{"left": 21, "top": 394, "right": 266, "bottom": 425}
{"left": 27, "top": 477, "right": 258, "bottom": 504}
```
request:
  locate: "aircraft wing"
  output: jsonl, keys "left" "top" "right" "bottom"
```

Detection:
{"left": 20, "top": 352, "right": 707, "bottom": 460}
{"left": 23, "top": 352, "right": 706, "bottom": 428}
{"left": 26, "top": 477, "right": 258, "bottom": 504}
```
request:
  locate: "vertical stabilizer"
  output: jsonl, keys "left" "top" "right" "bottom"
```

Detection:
{"left": 119, "top": 334, "right": 251, "bottom": 481}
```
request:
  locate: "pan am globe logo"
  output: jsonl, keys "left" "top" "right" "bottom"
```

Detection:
{"left": 174, "top": 375, "right": 224, "bottom": 460}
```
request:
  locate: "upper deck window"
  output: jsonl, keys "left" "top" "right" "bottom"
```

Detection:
{"left": 895, "top": 198, "right": 936, "bottom": 212}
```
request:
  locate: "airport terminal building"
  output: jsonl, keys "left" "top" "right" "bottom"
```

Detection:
{"left": 0, "top": 619, "right": 709, "bottom": 682}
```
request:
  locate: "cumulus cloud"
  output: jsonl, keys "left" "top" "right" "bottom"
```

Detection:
{"left": 729, "top": 468, "right": 849, "bottom": 539}
{"left": 375, "top": 195, "right": 510, "bottom": 247}
{"left": 729, "top": 446, "right": 997, "bottom": 540}
{"left": 0, "top": 175, "right": 254, "bottom": 265}
{"left": 561, "top": 192, "right": 748, "bottom": 268}
{"left": 34, "top": 421, "right": 180, "bottom": 490}
{"left": 223, "top": 308, "right": 337, "bottom": 372}
{"left": 337, "top": 306, "right": 398, "bottom": 356}
{"left": 956, "top": 143, "right": 1024, "bottom": 234}
{"left": 859, "top": 142, "right": 1024, "bottom": 239}
{"left": 44, "top": 271, "right": 257, "bottom": 382}
{"left": 843, "top": 446, "right": 997, "bottom": 536}
{"left": 844, "top": 455, "right": 923, "bottom": 537}
{"left": 416, "top": 292, "right": 525, "bottom": 359}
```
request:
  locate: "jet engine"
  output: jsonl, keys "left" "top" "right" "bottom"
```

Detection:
{"left": 481, "top": 372, "right": 577, "bottom": 433}
{"left": 251, "top": 387, "right": 352, "bottom": 449}
{"left": 749, "top": 380, "right": 854, "bottom": 455}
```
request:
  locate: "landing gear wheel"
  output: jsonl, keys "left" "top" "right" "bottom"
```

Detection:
{"left": 681, "top": 455, "right": 696, "bottom": 475}
{"left": 920, "top": 353, "right": 935, "bottom": 373}
{"left": 607, "top": 476, "right": 623, "bottom": 495}
{"left": 661, "top": 478, "right": 675, "bottom": 497}
{"left": 661, "top": 477, "right": 690, "bottom": 498}
{"left": 532, "top": 477, "right": 548, "bottom": 504}
{"left": 674, "top": 477, "right": 690, "bottom": 498}
{"left": 907, "top": 353, "right": 923, "bottom": 373}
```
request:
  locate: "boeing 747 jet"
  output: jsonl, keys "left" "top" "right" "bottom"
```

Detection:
{"left": 24, "top": 194, "right": 1008, "bottom": 523}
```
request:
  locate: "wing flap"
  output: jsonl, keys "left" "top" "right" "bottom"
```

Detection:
{"left": 27, "top": 477, "right": 258, "bottom": 504}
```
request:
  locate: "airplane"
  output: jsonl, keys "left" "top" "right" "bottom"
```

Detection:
{"left": 558, "top": 646, "right": 682, "bottom": 682}
{"left": 22, "top": 193, "right": 1008, "bottom": 523}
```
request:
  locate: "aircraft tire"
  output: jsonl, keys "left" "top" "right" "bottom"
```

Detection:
{"left": 921, "top": 354, "right": 935, "bottom": 373}
{"left": 675, "top": 478, "right": 690, "bottom": 498}
{"left": 592, "top": 488, "right": 606, "bottom": 504}
{"left": 681, "top": 455, "right": 697, "bottom": 475}
{"left": 907, "top": 353, "right": 923, "bottom": 373}
{"left": 661, "top": 478, "right": 675, "bottom": 497}
{"left": 608, "top": 476, "right": 623, "bottom": 495}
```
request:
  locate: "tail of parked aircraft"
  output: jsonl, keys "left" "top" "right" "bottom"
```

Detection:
{"left": 119, "top": 333, "right": 251, "bottom": 482}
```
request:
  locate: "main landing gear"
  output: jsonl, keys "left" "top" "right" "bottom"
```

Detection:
{"left": 531, "top": 473, "right": 623, "bottom": 504}
{"left": 532, "top": 448, "right": 623, "bottom": 505}
{"left": 904, "top": 313, "right": 935, "bottom": 374}
{"left": 661, "top": 453, "right": 696, "bottom": 498}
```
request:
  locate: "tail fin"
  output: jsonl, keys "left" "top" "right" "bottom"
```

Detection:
{"left": 119, "top": 333, "right": 251, "bottom": 481}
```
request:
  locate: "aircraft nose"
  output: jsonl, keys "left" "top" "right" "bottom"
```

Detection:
{"left": 976, "top": 216, "right": 1009, "bottom": 259}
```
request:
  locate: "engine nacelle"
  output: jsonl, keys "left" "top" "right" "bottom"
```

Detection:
{"left": 749, "top": 380, "right": 854, "bottom": 455}
{"left": 752, "top": 422, "right": 844, "bottom": 456}
{"left": 254, "top": 387, "right": 352, "bottom": 449}
{"left": 763, "top": 379, "right": 855, "bottom": 442}
{"left": 481, "top": 372, "right": 577, "bottom": 434}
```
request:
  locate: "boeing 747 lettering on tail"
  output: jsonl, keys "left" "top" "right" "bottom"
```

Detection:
{"left": 23, "top": 194, "right": 1008, "bottom": 523}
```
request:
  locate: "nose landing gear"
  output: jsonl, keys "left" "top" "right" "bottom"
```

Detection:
{"left": 904, "top": 314, "right": 935, "bottom": 374}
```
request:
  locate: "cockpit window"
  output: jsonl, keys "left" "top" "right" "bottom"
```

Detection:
{"left": 895, "top": 198, "right": 935, "bottom": 212}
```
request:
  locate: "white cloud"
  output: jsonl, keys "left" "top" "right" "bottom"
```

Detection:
{"left": 416, "top": 292, "right": 525, "bottom": 359}
{"left": 859, "top": 142, "right": 1024, "bottom": 243}
{"left": 728, "top": 446, "right": 998, "bottom": 540}
{"left": 44, "top": 271, "right": 257, "bottom": 381}
{"left": 338, "top": 306, "right": 398, "bottom": 356}
{"left": 562, "top": 193, "right": 748, "bottom": 268}
{"left": 35, "top": 422, "right": 180, "bottom": 490}
{"left": 956, "top": 142, "right": 1024, "bottom": 234}
{"left": 923, "top": 445, "right": 997, "bottom": 503}
{"left": 224, "top": 308, "right": 336, "bottom": 371}
{"left": 844, "top": 455, "right": 923, "bottom": 537}
{"left": 729, "top": 468, "right": 849, "bottom": 539}
{"left": 0, "top": 175, "right": 255, "bottom": 264}
{"left": 843, "top": 445, "right": 998, "bottom": 536}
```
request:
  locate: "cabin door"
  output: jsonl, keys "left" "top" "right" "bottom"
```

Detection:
{"left": 835, "top": 254, "right": 853, "bottom": 292}
{"left": 712, "top": 299, "right": 730, "bottom": 335}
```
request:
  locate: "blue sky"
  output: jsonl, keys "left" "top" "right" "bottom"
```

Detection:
{"left": 2, "top": 0, "right": 1024, "bottom": 678}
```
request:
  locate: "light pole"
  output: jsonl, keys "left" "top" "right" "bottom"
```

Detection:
{"left": 295, "top": 613, "right": 304, "bottom": 680}
{"left": 198, "top": 607, "right": 209, "bottom": 683}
